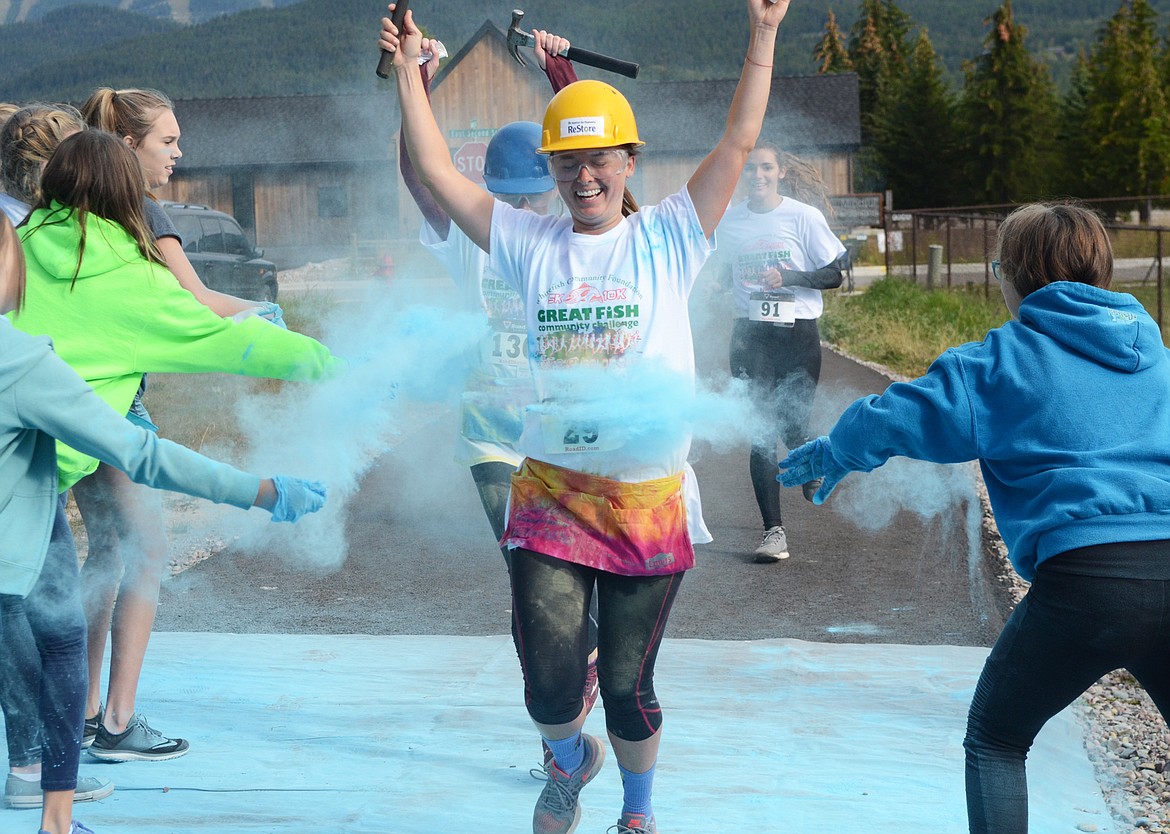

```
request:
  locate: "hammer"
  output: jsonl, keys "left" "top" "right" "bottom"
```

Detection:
{"left": 507, "top": 9, "right": 640, "bottom": 79}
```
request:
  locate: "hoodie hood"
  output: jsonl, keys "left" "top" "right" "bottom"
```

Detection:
{"left": 1017, "top": 281, "right": 1162, "bottom": 373}
{"left": 19, "top": 203, "right": 152, "bottom": 286}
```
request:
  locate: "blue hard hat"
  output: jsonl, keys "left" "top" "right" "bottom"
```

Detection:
{"left": 483, "top": 121, "right": 554, "bottom": 194}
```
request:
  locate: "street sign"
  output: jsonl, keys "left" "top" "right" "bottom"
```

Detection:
{"left": 829, "top": 193, "right": 884, "bottom": 228}
{"left": 453, "top": 140, "right": 488, "bottom": 184}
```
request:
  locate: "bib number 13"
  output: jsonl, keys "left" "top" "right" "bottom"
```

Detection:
{"left": 486, "top": 331, "right": 526, "bottom": 366}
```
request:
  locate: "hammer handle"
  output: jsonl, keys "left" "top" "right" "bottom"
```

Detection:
{"left": 565, "top": 45, "right": 640, "bottom": 79}
{"left": 376, "top": 0, "right": 411, "bottom": 79}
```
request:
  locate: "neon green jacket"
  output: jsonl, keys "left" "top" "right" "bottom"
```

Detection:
{"left": 11, "top": 204, "right": 342, "bottom": 490}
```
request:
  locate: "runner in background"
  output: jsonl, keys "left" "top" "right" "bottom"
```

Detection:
{"left": 710, "top": 141, "right": 845, "bottom": 562}
{"left": 395, "top": 28, "right": 600, "bottom": 771}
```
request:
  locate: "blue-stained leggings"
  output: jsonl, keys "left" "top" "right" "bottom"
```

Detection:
{"left": 509, "top": 547, "right": 682, "bottom": 741}
{"left": 0, "top": 495, "right": 87, "bottom": 792}
{"left": 964, "top": 550, "right": 1170, "bottom": 834}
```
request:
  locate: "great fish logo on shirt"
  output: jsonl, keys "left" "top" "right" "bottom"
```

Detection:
{"left": 733, "top": 238, "right": 794, "bottom": 289}
{"left": 535, "top": 277, "right": 645, "bottom": 364}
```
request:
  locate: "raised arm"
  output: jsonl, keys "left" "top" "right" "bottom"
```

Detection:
{"left": 398, "top": 37, "right": 451, "bottom": 240}
{"left": 688, "top": 0, "right": 791, "bottom": 238}
{"left": 380, "top": 6, "right": 494, "bottom": 252}
{"left": 532, "top": 29, "right": 579, "bottom": 93}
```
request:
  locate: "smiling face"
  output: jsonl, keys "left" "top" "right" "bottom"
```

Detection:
{"left": 551, "top": 147, "right": 635, "bottom": 235}
{"left": 742, "top": 147, "right": 785, "bottom": 211}
{"left": 128, "top": 107, "right": 182, "bottom": 189}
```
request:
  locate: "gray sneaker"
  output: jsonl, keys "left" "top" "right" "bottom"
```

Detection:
{"left": 753, "top": 526, "right": 789, "bottom": 562}
{"left": 5, "top": 773, "right": 114, "bottom": 808}
{"left": 88, "top": 714, "right": 189, "bottom": 762}
{"left": 609, "top": 812, "right": 657, "bottom": 833}
{"left": 82, "top": 706, "right": 102, "bottom": 749}
{"left": 533, "top": 733, "right": 605, "bottom": 834}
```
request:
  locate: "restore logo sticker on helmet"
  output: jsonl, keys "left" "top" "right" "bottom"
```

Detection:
{"left": 538, "top": 80, "right": 646, "bottom": 154}
{"left": 483, "top": 121, "right": 554, "bottom": 195}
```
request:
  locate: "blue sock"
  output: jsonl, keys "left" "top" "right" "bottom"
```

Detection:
{"left": 544, "top": 732, "right": 584, "bottom": 774}
{"left": 619, "top": 761, "right": 655, "bottom": 817}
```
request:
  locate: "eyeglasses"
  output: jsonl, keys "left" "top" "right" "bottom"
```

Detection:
{"left": 991, "top": 260, "right": 1003, "bottom": 283}
{"left": 548, "top": 149, "right": 629, "bottom": 182}
{"left": 497, "top": 192, "right": 552, "bottom": 211}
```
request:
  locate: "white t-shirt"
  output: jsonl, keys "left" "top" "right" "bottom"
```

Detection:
{"left": 489, "top": 186, "right": 714, "bottom": 542}
{"left": 715, "top": 197, "right": 846, "bottom": 320}
{"left": 421, "top": 218, "right": 531, "bottom": 468}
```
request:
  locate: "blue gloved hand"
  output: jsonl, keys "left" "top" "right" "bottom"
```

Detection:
{"left": 777, "top": 436, "right": 850, "bottom": 505}
{"left": 270, "top": 476, "right": 327, "bottom": 522}
{"left": 256, "top": 301, "right": 286, "bottom": 329}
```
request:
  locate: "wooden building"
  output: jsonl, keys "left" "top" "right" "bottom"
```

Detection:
{"left": 160, "top": 20, "right": 860, "bottom": 267}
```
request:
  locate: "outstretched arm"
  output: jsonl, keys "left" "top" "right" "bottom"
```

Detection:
{"left": 398, "top": 37, "right": 451, "bottom": 239}
{"left": 688, "top": 0, "right": 791, "bottom": 238}
{"left": 381, "top": 6, "right": 494, "bottom": 252}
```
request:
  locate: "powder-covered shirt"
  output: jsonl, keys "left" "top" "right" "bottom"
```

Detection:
{"left": 422, "top": 217, "right": 531, "bottom": 468}
{"left": 715, "top": 196, "right": 845, "bottom": 320}
{"left": 489, "top": 186, "right": 714, "bottom": 543}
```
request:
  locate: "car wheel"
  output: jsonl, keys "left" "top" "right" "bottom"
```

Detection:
{"left": 261, "top": 282, "right": 278, "bottom": 302}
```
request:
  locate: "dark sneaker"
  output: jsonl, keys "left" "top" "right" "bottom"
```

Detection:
{"left": 532, "top": 733, "right": 605, "bottom": 834}
{"left": 535, "top": 659, "right": 602, "bottom": 780}
{"left": 88, "top": 714, "right": 189, "bottom": 762}
{"left": 5, "top": 774, "right": 114, "bottom": 809}
{"left": 609, "top": 812, "right": 658, "bottom": 834}
{"left": 752, "top": 526, "right": 789, "bottom": 562}
{"left": 82, "top": 706, "right": 103, "bottom": 749}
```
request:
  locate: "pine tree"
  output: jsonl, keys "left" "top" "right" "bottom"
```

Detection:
{"left": 1078, "top": 0, "right": 1170, "bottom": 208}
{"left": 814, "top": 10, "right": 853, "bottom": 75}
{"left": 847, "top": 0, "right": 915, "bottom": 131}
{"left": 957, "top": 0, "right": 1059, "bottom": 205}
{"left": 870, "top": 29, "right": 960, "bottom": 208}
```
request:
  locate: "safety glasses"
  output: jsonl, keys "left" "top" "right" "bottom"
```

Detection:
{"left": 548, "top": 149, "right": 629, "bottom": 182}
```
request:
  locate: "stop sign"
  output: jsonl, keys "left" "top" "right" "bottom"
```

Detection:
{"left": 453, "top": 141, "right": 488, "bottom": 184}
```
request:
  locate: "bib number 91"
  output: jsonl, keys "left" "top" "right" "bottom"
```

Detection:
{"left": 749, "top": 289, "right": 796, "bottom": 327}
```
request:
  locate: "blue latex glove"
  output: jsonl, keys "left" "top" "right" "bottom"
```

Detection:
{"left": 270, "top": 476, "right": 327, "bottom": 522}
{"left": 256, "top": 301, "right": 286, "bottom": 329}
{"left": 777, "top": 436, "right": 850, "bottom": 505}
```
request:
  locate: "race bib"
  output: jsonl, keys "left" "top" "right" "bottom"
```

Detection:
{"left": 482, "top": 330, "right": 528, "bottom": 368}
{"left": 539, "top": 415, "right": 624, "bottom": 454}
{"left": 749, "top": 289, "right": 796, "bottom": 326}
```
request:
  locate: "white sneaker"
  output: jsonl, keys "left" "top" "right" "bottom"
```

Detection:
{"left": 753, "top": 526, "right": 789, "bottom": 562}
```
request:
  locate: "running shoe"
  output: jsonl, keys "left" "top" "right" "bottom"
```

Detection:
{"left": 801, "top": 477, "right": 824, "bottom": 503}
{"left": 37, "top": 821, "right": 94, "bottom": 834}
{"left": 82, "top": 706, "right": 102, "bottom": 749}
{"left": 5, "top": 774, "right": 114, "bottom": 809}
{"left": 753, "top": 526, "right": 789, "bottom": 562}
{"left": 536, "top": 659, "right": 602, "bottom": 779}
{"left": 532, "top": 733, "right": 605, "bottom": 834}
{"left": 609, "top": 812, "right": 658, "bottom": 834}
{"left": 88, "top": 714, "right": 189, "bottom": 762}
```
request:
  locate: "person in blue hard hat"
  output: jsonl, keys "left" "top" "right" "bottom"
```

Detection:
{"left": 394, "top": 29, "right": 601, "bottom": 773}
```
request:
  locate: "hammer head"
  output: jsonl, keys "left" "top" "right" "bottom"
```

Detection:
{"left": 507, "top": 9, "right": 530, "bottom": 68}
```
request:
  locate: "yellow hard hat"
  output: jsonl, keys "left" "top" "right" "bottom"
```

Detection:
{"left": 538, "top": 80, "right": 645, "bottom": 154}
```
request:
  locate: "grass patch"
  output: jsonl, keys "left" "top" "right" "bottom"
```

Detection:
{"left": 821, "top": 277, "right": 1012, "bottom": 378}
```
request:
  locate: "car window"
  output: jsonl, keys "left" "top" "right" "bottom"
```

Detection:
{"left": 219, "top": 220, "right": 253, "bottom": 257}
{"left": 199, "top": 217, "right": 227, "bottom": 254}
{"left": 170, "top": 213, "right": 202, "bottom": 253}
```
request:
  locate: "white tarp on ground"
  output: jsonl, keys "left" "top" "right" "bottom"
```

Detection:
{"left": 2, "top": 634, "right": 1114, "bottom": 833}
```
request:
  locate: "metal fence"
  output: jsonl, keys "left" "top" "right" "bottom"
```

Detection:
{"left": 881, "top": 196, "right": 1170, "bottom": 328}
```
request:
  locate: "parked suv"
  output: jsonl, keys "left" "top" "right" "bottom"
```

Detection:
{"left": 160, "top": 201, "right": 279, "bottom": 301}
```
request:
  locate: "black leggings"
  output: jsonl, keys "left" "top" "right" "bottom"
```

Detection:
{"left": 509, "top": 547, "right": 683, "bottom": 741}
{"left": 729, "top": 317, "right": 822, "bottom": 528}
{"left": 471, "top": 462, "right": 599, "bottom": 651}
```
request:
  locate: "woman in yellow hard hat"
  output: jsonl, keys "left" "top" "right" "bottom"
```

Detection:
{"left": 381, "top": 2, "right": 791, "bottom": 832}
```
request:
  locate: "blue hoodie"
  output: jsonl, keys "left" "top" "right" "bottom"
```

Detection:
{"left": 828, "top": 281, "right": 1170, "bottom": 581}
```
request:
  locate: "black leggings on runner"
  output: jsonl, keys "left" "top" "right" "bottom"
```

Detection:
{"left": 509, "top": 547, "right": 683, "bottom": 741}
{"left": 471, "top": 462, "right": 599, "bottom": 650}
{"left": 729, "top": 317, "right": 822, "bottom": 528}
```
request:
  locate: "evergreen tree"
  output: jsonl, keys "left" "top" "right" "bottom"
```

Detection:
{"left": 1054, "top": 52, "right": 1097, "bottom": 197}
{"left": 957, "top": 0, "right": 1059, "bottom": 204}
{"left": 814, "top": 10, "right": 853, "bottom": 74}
{"left": 1079, "top": 0, "right": 1170, "bottom": 208}
{"left": 870, "top": 29, "right": 961, "bottom": 207}
{"left": 847, "top": 0, "right": 915, "bottom": 133}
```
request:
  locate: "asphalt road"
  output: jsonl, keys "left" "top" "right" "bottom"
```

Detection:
{"left": 156, "top": 281, "right": 1010, "bottom": 648}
